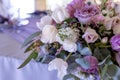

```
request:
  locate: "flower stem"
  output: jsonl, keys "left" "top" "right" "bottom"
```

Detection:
{"left": 86, "top": 42, "right": 92, "bottom": 53}
{"left": 65, "top": 52, "right": 72, "bottom": 61}
{"left": 80, "top": 23, "right": 84, "bottom": 33}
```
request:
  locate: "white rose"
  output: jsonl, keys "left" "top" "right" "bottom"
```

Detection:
{"left": 52, "top": 6, "right": 70, "bottom": 23}
{"left": 36, "top": 15, "right": 52, "bottom": 31}
{"left": 113, "top": 23, "right": 120, "bottom": 34}
{"left": 63, "top": 40, "right": 77, "bottom": 52}
{"left": 48, "top": 58, "right": 68, "bottom": 80}
{"left": 41, "top": 25, "right": 57, "bottom": 43}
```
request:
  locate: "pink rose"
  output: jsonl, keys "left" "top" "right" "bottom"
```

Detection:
{"left": 82, "top": 28, "right": 99, "bottom": 43}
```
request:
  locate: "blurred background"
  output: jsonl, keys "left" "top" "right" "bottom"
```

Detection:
{"left": 0, "top": 0, "right": 72, "bottom": 19}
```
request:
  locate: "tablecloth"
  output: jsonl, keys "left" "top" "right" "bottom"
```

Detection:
{"left": 0, "top": 56, "right": 58, "bottom": 80}
{"left": 0, "top": 16, "right": 59, "bottom": 80}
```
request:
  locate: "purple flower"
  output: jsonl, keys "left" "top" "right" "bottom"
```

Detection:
{"left": 67, "top": 0, "right": 85, "bottom": 17}
{"left": 74, "top": 4, "right": 100, "bottom": 24}
{"left": 110, "top": 34, "right": 120, "bottom": 52}
{"left": 80, "top": 56, "right": 98, "bottom": 74}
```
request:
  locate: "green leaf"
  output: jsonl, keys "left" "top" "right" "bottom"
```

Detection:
{"left": 67, "top": 63, "right": 79, "bottom": 72}
{"left": 22, "top": 31, "right": 41, "bottom": 48}
{"left": 56, "top": 50, "right": 67, "bottom": 59}
{"left": 98, "top": 55, "right": 111, "bottom": 65}
{"left": 101, "top": 64, "right": 109, "bottom": 78}
{"left": 63, "top": 74, "right": 80, "bottom": 80}
{"left": 107, "top": 64, "right": 118, "bottom": 77}
{"left": 80, "top": 47, "right": 92, "bottom": 56}
{"left": 93, "top": 48, "right": 111, "bottom": 61}
{"left": 18, "top": 50, "right": 38, "bottom": 69}
{"left": 32, "top": 51, "right": 38, "bottom": 60}
{"left": 24, "top": 43, "right": 35, "bottom": 53}
{"left": 64, "top": 18, "right": 77, "bottom": 23}
{"left": 77, "top": 42, "right": 83, "bottom": 53}
{"left": 75, "top": 58, "right": 90, "bottom": 69}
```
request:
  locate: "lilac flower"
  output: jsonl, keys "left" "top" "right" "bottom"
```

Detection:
{"left": 74, "top": 4, "right": 100, "bottom": 24}
{"left": 110, "top": 34, "right": 120, "bottom": 52}
{"left": 67, "top": 0, "right": 85, "bottom": 17}
{"left": 80, "top": 56, "right": 98, "bottom": 74}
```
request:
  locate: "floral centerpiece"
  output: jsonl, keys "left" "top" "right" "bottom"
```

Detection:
{"left": 19, "top": 0, "right": 120, "bottom": 80}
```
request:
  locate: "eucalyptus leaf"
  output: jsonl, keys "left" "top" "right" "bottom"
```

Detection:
{"left": 18, "top": 50, "right": 38, "bottom": 69}
{"left": 41, "top": 55, "right": 55, "bottom": 64}
{"left": 75, "top": 58, "right": 90, "bottom": 69}
{"left": 63, "top": 74, "right": 79, "bottom": 80}
{"left": 22, "top": 31, "right": 41, "bottom": 48}
{"left": 80, "top": 47, "right": 92, "bottom": 56}
{"left": 93, "top": 48, "right": 110, "bottom": 61}
{"left": 67, "top": 63, "right": 79, "bottom": 73}
{"left": 98, "top": 55, "right": 111, "bottom": 65}
{"left": 107, "top": 64, "right": 118, "bottom": 77}
{"left": 101, "top": 64, "right": 108, "bottom": 78}
{"left": 77, "top": 42, "right": 83, "bottom": 53}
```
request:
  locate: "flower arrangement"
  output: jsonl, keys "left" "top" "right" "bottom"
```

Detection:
{"left": 19, "top": 0, "right": 120, "bottom": 80}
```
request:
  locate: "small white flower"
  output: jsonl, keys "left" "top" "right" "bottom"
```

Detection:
{"left": 56, "top": 27, "right": 79, "bottom": 43}
{"left": 36, "top": 15, "right": 52, "bottom": 31}
{"left": 101, "top": 37, "right": 108, "bottom": 44}
{"left": 56, "top": 33, "right": 64, "bottom": 44}
{"left": 48, "top": 58, "right": 68, "bottom": 80}
{"left": 41, "top": 25, "right": 57, "bottom": 43}
{"left": 52, "top": 6, "right": 70, "bottom": 23}
{"left": 63, "top": 39, "right": 77, "bottom": 52}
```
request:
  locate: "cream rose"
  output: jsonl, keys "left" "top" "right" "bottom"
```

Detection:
{"left": 114, "top": 2, "right": 120, "bottom": 14}
{"left": 113, "top": 23, "right": 120, "bottom": 34}
{"left": 41, "top": 25, "right": 57, "bottom": 43}
{"left": 82, "top": 28, "right": 99, "bottom": 43}
{"left": 36, "top": 15, "right": 53, "bottom": 31}
{"left": 52, "top": 6, "right": 70, "bottom": 23}
{"left": 104, "top": 17, "right": 113, "bottom": 30}
{"left": 48, "top": 58, "right": 68, "bottom": 80}
{"left": 104, "top": 16, "right": 120, "bottom": 30}
{"left": 63, "top": 39, "right": 77, "bottom": 52}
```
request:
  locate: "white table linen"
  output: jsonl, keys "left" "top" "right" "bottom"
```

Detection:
{"left": 0, "top": 56, "right": 58, "bottom": 80}
{"left": 0, "top": 33, "right": 58, "bottom": 80}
